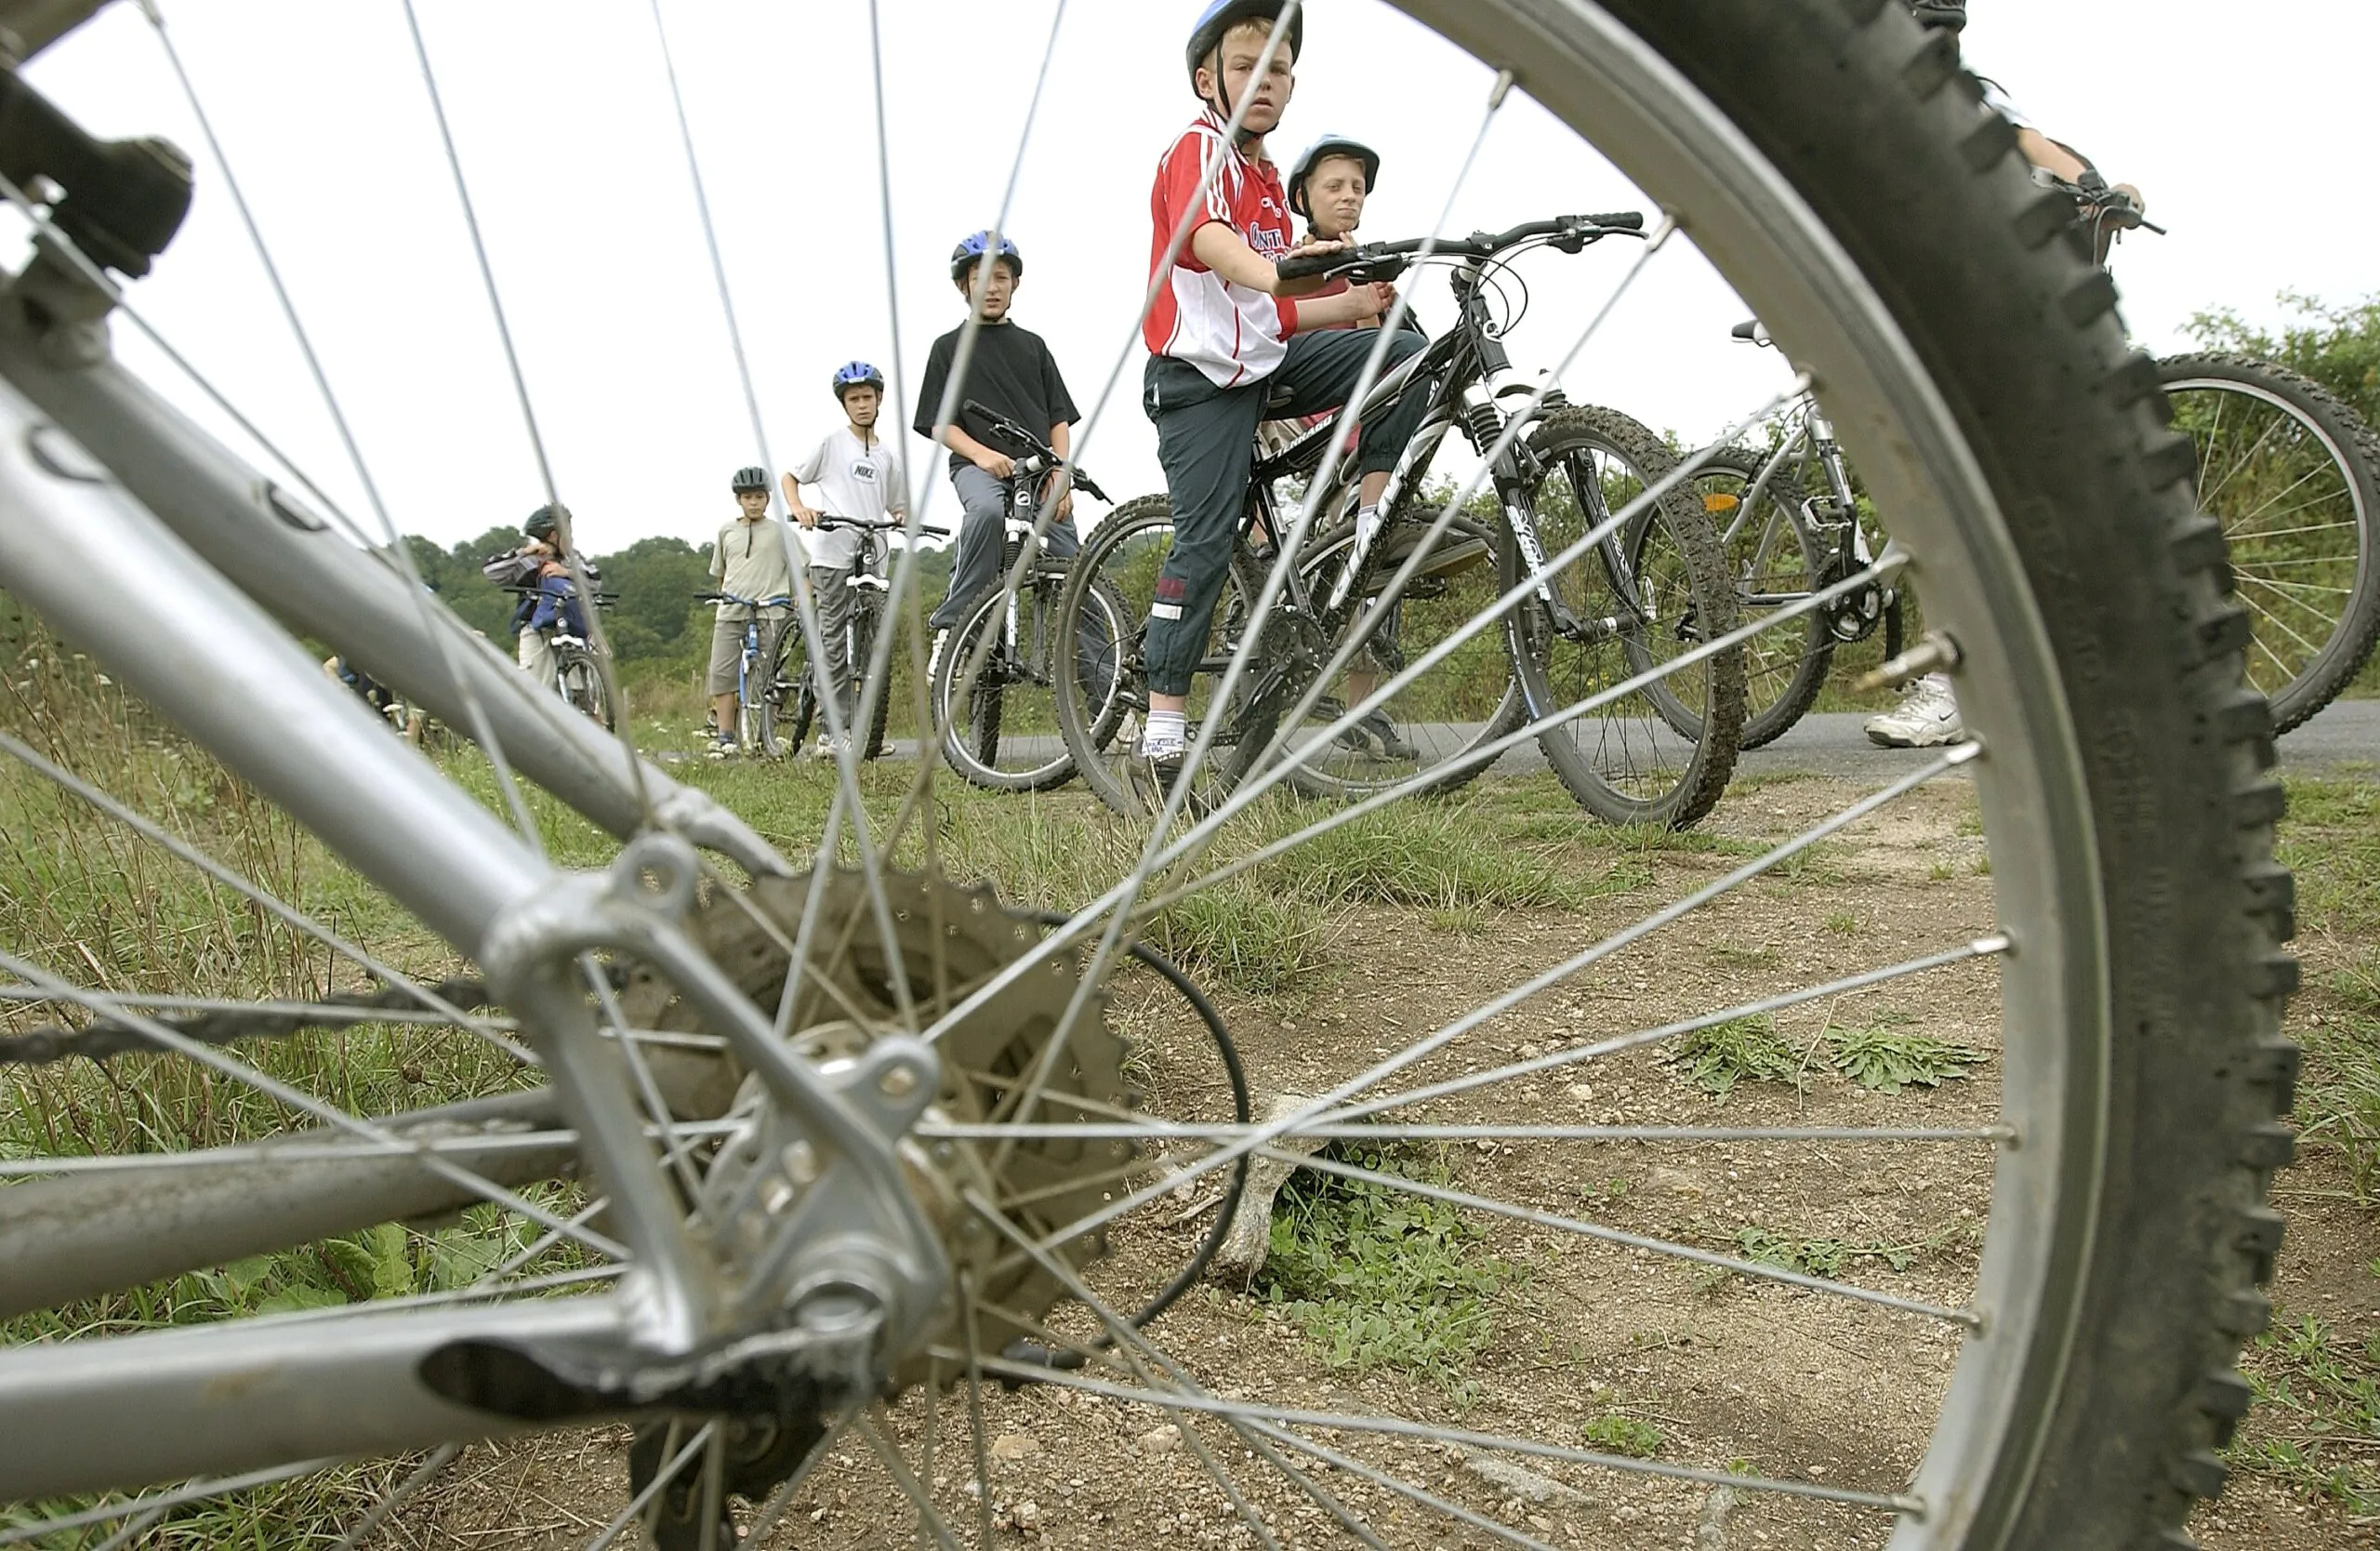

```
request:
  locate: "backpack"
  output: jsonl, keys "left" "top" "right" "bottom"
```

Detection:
{"left": 482, "top": 550, "right": 542, "bottom": 590}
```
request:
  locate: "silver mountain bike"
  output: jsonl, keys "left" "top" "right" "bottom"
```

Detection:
{"left": 0, "top": 4, "right": 2294, "bottom": 1549}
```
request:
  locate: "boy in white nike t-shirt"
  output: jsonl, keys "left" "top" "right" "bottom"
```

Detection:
{"left": 785, "top": 362, "right": 907, "bottom": 753}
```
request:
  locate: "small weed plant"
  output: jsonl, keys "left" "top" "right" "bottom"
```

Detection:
{"left": 1659, "top": 1015, "right": 1799, "bottom": 1099}
{"left": 1827, "top": 1019, "right": 1986, "bottom": 1094}
{"left": 1580, "top": 1411, "right": 1664, "bottom": 1459}
{"left": 1258, "top": 1147, "right": 1516, "bottom": 1388}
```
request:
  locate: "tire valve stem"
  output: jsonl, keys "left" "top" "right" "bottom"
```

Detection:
{"left": 1856, "top": 630, "right": 1963, "bottom": 694}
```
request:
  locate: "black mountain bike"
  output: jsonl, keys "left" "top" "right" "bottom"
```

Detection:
{"left": 930, "top": 402, "right": 1130, "bottom": 792}
{"left": 1056, "top": 213, "right": 1745, "bottom": 828}
{"left": 765, "top": 516, "right": 945, "bottom": 761}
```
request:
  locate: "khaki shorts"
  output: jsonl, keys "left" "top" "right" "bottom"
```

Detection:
{"left": 708, "top": 613, "right": 787, "bottom": 696}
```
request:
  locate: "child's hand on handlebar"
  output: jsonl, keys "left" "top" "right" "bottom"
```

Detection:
{"left": 969, "top": 446, "right": 1018, "bottom": 481}
{"left": 790, "top": 503, "right": 821, "bottom": 530}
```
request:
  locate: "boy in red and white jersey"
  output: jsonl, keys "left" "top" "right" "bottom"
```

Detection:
{"left": 1135, "top": 0, "right": 1432, "bottom": 774}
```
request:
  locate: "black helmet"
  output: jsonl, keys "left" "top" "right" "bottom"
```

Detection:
{"left": 1287, "top": 132, "right": 1380, "bottom": 220}
{"left": 731, "top": 466, "right": 769, "bottom": 494}
{"left": 523, "top": 503, "right": 567, "bottom": 539}
{"left": 1908, "top": 0, "right": 1966, "bottom": 33}
{"left": 832, "top": 361, "right": 886, "bottom": 402}
{"left": 1185, "top": 0, "right": 1302, "bottom": 86}
{"left": 950, "top": 232, "right": 1022, "bottom": 285}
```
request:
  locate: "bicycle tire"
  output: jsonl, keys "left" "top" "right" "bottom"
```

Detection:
{"left": 763, "top": 619, "right": 813, "bottom": 757}
{"left": 936, "top": 570, "right": 1130, "bottom": 794}
{"left": 2161, "top": 351, "right": 2380, "bottom": 733}
{"left": 1054, "top": 497, "right": 1264, "bottom": 818}
{"left": 1687, "top": 444, "right": 1836, "bottom": 748}
{"left": 1510, "top": 404, "right": 1744, "bottom": 828}
{"left": 1276, "top": 511, "right": 1528, "bottom": 801}
{"left": 1568, "top": 3, "right": 2295, "bottom": 1543}
{"left": 856, "top": 609, "right": 892, "bottom": 761}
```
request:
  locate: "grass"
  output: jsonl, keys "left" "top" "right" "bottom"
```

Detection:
{"left": 1256, "top": 1147, "right": 1517, "bottom": 1390}
{"left": 1696, "top": 1221, "right": 1964, "bottom": 1294}
{"left": 2234, "top": 1307, "right": 2380, "bottom": 1514}
{"left": 1657, "top": 1014, "right": 1800, "bottom": 1099}
{"left": 2227, "top": 776, "right": 2380, "bottom": 1509}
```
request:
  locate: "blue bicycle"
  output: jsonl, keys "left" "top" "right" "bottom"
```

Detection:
{"left": 697, "top": 590, "right": 795, "bottom": 759}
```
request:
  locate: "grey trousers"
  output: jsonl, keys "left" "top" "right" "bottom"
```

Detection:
{"left": 809, "top": 568, "right": 860, "bottom": 733}
{"left": 930, "top": 462, "right": 1080, "bottom": 632}
{"left": 1139, "top": 326, "right": 1430, "bottom": 697}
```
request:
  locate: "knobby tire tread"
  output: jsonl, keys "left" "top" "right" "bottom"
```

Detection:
{"left": 1515, "top": 403, "right": 1744, "bottom": 829}
{"left": 1584, "top": 1, "right": 2295, "bottom": 1543}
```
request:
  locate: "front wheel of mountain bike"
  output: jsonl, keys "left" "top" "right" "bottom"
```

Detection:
{"left": 2161, "top": 351, "right": 2380, "bottom": 732}
{"left": 1054, "top": 497, "right": 1264, "bottom": 818}
{"left": 761, "top": 621, "right": 812, "bottom": 758}
{"left": 1275, "top": 511, "right": 1527, "bottom": 801}
{"left": 936, "top": 568, "right": 1131, "bottom": 793}
{"left": 1511, "top": 404, "right": 1744, "bottom": 828}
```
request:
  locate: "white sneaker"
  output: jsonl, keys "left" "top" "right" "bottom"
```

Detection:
{"left": 1864, "top": 673, "right": 1967, "bottom": 749}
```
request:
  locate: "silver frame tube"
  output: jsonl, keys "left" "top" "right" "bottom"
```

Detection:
{"left": 0, "top": 293, "right": 787, "bottom": 878}
{"left": 0, "top": 1293, "right": 631, "bottom": 1500}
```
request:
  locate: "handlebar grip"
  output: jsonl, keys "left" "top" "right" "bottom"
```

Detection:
{"left": 1584, "top": 211, "right": 1646, "bottom": 232}
{"left": 1275, "top": 251, "right": 1340, "bottom": 283}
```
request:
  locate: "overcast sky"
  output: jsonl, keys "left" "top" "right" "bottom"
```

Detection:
{"left": 20, "top": 1, "right": 2376, "bottom": 556}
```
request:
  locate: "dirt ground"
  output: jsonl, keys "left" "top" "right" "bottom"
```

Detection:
{"left": 378, "top": 776, "right": 2371, "bottom": 1550}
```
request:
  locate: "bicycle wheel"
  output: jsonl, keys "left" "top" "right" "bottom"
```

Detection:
{"left": 1055, "top": 497, "right": 1264, "bottom": 818}
{"left": 937, "top": 570, "right": 1130, "bottom": 794}
{"left": 1275, "top": 511, "right": 1527, "bottom": 800}
{"left": 558, "top": 647, "right": 613, "bottom": 732}
{"left": 761, "top": 618, "right": 813, "bottom": 758}
{"left": 2162, "top": 351, "right": 2380, "bottom": 732}
{"left": 0, "top": 4, "right": 2298, "bottom": 1549}
{"left": 1513, "top": 404, "right": 1744, "bottom": 827}
{"left": 1690, "top": 444, "right": 1836, "bottom": 748}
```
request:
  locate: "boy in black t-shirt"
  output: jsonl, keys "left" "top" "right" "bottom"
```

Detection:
{"left": 915, "top": 232, "right": 1082, "bottom": 635}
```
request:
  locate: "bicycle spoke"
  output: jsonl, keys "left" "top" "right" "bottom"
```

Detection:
{"left": 0, "top": 951, "right": 628, "bottom": 1262}
{"left": 1032, "top": 747, "right": 1973, "bottom": 1255}
{"left": 582, "top": 1418, "right": 715, "bottom": 1551}
{"left": 956, "top": 1357, "right": 1921, "bottom": 1515}
{"left": 0, "top": 727, "right": 532, "bottom": 1066}
{"left": 143, "top": 0, "right": 560, "bottom": 852}
{"left": 0, "top": 1458, "right": 338, "bottom": 1545}
{"left": 330, "top": 1444, "right": 461, "bottom": 1551}
{"left": 1281, "top": 1147, "right": 1972, "bottom": 1323}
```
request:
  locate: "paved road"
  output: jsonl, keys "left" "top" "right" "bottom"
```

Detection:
{"left": 874, "top": 698, "right": 2379, "bottom": 783}
{"left": 1736, "top": 697, "right": 2379, "bottom": 780}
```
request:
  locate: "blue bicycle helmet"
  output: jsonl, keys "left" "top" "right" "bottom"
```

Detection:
{"left": 950, "top": 232, "right": 1022, "bottom": 285}
{"left": 1287, "top": 133, "right": 1381, "bottom": 220}
{"left": 1185, "top": 0, "right": 1302, "bottom": 86}
{"left": 831, "top": 361, "right": 886, "bottom": 403}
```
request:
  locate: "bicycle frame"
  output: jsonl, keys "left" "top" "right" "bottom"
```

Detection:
{"left": 0, "top": 266, "right": 949, "bottom": 1496}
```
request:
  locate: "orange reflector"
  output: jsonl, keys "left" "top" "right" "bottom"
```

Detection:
{"left": 1704, "top": 493, "right": 1741, "bottom": 514}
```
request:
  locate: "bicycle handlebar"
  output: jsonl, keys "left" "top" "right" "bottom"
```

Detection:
{"left": 959, "top": 399, "right": 1111, "bottom": 504}
{"left": 1274, "top": 211, "right": 1647, "bottom": 284}
{"left": 694, "top": 590, "right": 796, "bottom": 607}
{"left": 813, "top": 514, "right": 952, "bottom": 538}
